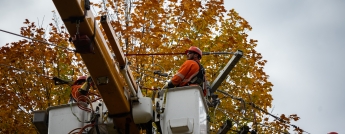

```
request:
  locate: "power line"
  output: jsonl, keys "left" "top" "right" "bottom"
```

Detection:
{"left": 124, "top": 52, "right": 235, "bottom": 56}
{"left": 0, "top": 63, "right": 53, "bottom": 79}
{"left": 129, "top": 65, "right": 169, "bottom": 82}
{"left": 216, "top": 107, "right": 291, "bottom": 134}
{"left": 0, "top": 29, "right": 238, "bottom": 57}
{"left": 0, "top": 29, "right": 75, "bottom": 52}
{"left": 213, "top": 107, "right": 291, "bottom": 134}
{"left": 216, "top": 89, "right": 310, "bottom": 134}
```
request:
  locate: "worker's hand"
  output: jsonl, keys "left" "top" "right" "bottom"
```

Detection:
{"left": 162, "top": 82, "right": 169, "bottom": 89}
{"left": 162, "top": 81, "right": 175, "bottom": 89}
{"left": 86, "top": 76, "right": 92, "bottom": 83}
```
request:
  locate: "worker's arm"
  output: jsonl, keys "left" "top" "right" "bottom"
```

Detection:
{"left": 168, "top": 60, "right": 199, "bottom": 87}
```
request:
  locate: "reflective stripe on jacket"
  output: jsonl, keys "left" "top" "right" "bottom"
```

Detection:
{"left": 171, "top": 60, "right": 200, "bottom": 87}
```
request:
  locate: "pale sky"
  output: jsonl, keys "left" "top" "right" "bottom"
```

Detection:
{"left": 224, "top": 1, "right": 345, "bottom": 133}
{"left": 0, "top": 0, "right": 344, "bottom": 133}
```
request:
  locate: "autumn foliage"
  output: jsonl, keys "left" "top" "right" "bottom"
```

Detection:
{"left": 0, "top": 18, "right": 86, "bottom": 133}
{"left": 0, "top": 0, "right": 304, "bottom": 133}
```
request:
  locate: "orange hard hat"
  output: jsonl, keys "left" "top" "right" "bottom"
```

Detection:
{"left": 185, "top": 46, "right": 202, "bottom": 59}
{"left": 328, "top": 132, "right": 338, "bottom": 134}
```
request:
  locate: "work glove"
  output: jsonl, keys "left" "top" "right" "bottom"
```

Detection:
{"left": 86, "top": 76, "right": 92, "bottom": 83}
{"left": 162, "top": 82, "right": 169, "bottom": 89}
{"left": 162, "top": 81, "right": 175, "bottom": 89}
{"left": 79, "top": 76, "right": 93, "bottom": 95}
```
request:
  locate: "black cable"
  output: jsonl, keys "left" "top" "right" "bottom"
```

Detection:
{"left": 258, "top": 122, "right": 289, "bottom": 134}
{"left": 129, "top": 66, "right": 169, "bottom": 81}
{"left": 216, "top": 89, "right": 310, "bottom": 134}
{"left": 0, "top": 29, "right": 75, "bottom": 52}
{"left": 95, "top": 114, "right": 100, "bottom": 134}
{"left": 0, "top": 63, "right": 53, "bottom": 79}
{"left": 216, "top": 108, "right": 290, "bottom": 134}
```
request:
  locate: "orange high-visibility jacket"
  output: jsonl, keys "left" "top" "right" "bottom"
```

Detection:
{"left": 171, "top": 60, "right": 200, "bottom": 87}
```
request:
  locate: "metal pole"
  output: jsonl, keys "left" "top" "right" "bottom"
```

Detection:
{"left": 210, "top": 50, "right": 243, "bottom": 94}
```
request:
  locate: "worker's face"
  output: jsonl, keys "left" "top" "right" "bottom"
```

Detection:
{"left": 187, "top": 51, "right": 196, "bottom": 60}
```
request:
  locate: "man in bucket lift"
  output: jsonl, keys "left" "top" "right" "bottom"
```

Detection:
{"left": 163, "top": 46, "right": 207, "bottom": 95}
{"left": 69, "top": 76, "right": 93, "bottom": 102}
{"left": 53, "top": 76, "right": 93, "bottom": 102}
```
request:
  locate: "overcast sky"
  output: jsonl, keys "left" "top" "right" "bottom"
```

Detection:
{"left": 0, "top": 0, "right": 344, "bottom": 133}
{"left": 224, "top": 1, "right": 345, "bottom": 133}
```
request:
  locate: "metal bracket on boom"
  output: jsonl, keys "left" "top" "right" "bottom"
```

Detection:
{"left": 96, "top": 76, "right": 109, "bottom": 85}
{"left": 52, "top": 77, "right": 73, "bottom": 85}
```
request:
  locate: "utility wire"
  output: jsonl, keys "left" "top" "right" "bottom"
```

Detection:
{"left": 216, "top": 107, "right": 290, "bottom": 134}
{"left": 257, "top": 122, "right": 290, "bottom": 134}
{"left": 129, "top": 66, "right": 168, "bottom": 82}
{"left": 0, "top": 29, "right": 75, "bottom": 52}
{"left": 125, "top": 52, "right": 235, "bottom": 56}
{"left": 216, "top": 89, "right": 310, "bottom": 134}
{"left": 0, "top": 63, "right": 53, "bottom": 79}
{"left": 1, "top": 29, "right": 238, "bottom": 57}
